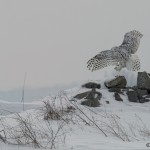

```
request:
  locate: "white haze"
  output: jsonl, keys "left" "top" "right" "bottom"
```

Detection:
{"left": 0, "top": 0, "right": 149, "bottom": 93}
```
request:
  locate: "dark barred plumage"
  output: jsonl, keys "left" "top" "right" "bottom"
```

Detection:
{"left": 87, "top": 30, "right": 143, "bottom": 72}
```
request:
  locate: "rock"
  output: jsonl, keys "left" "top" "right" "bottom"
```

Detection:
{"left": 144, "top": 95, "right": 150, "bottom": 99}
{"left": 74, "top": 88, "right": 102, "bottom": 100}
{"left": 114, "top": 92, "right": 123, "bottom": 101}
{"left": 85, "top": 88, "right": 102, "bottom": 100}
{"left": 104, "top": 76, "right": 127, "bottom": 88}
{"left": 126, "top": 88, "right": 150, "bottom": 103}
{"left": 137, "top": 89, "right": 148, "bottom": 99}
{"left": 80, "top": 88, "right": 101, "bottom": 107}
{"left": 106, "top": 101, "right": 110, "bottom": 104}
{"left": 96, "top": 92, "right": 102, "bottom": 100}
{"left": 139, "top": 98, "right": 150, "bottom": 103}
{"left": 74, "top": 88, "right": 102, "bottom": 107}
{"left": 126, "top": 86, "right": 138, "bottom": 91}
{"left": 85, "top": 88, "right": 95, "bottom": 99}
{"left": 126, "top": 91, "right": 139, "bottom": 102}
{"left": 74, "top": 91, "right": 91, "bottom": 99}
{"left": 82, "top": 82, "right": 101, "bottom": 89}
{"left": 137, "top": 72, "right": 150, "bottom": 90}
{"left": 81, "top": 98, "right": 100, "bottom": 107}
{"left": 108, "top": 88, "right": 121, "bottom": 93}
{"left": 140, "top": 95, "right": 150, "bottom": 103}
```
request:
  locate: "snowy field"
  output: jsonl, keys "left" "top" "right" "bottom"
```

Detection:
{"left": 0, "top": 78, "right": 150, "bottom": 150}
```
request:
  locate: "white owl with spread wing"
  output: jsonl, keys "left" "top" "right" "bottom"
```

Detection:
{"left": 87, "top": 30, "right": 143, "bottom": 72}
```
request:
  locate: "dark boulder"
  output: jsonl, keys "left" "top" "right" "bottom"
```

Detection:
{"left": 85, "top": 88, "right": 102, "bottom": 100}
{"left": 126, "top": 90, "right": 139, "bottom": 102}
{"left": 147, "top": 89, "right": 150, "bottom": 94}
{"left": 74, "top": 88, "right": 102, "bottom": 100}
{"left": 126, "top": 88, "right": 150, "bottom": 103}
{"left": 137, "top": 72, "right": 150, "bottom": 90}
{"left": 74, "top": 88, "right": 102, "bottom": 107}
{"left": 81, "top": 98, "right": 100, "bottom": 107}
{"left": 126, "top": 86, "right": 138, "bottom": 91}
{"left": 108, "top": 88, "right": 121, "bottom": 93}
{"left": 137, "top": 89, "right": 148, "bottom": 99}
{"left": 144, "top": 95, "right": 150, "bottom": 99}
{"left": 139, "top": 94, "right": 150, "bottom": 103}
{"left": 81, "top": 88, "right": 101, "bottom": 107}
{"left": 104, "top": 76, "right": 127, "bottom": 88}
{"left": 74, "top": 91, "right": 91, "bottom": 100}
{"left": 139, "top": 98, "right": 150, "bottom": 103}
{"left": 114, "top": 92, "right": 123, "bottom": 101}
{"left": 82, "top": 82, "right": 101, "bottom": 89}
{"left": 106, "top": 101, "right": 110, "bottom": 104}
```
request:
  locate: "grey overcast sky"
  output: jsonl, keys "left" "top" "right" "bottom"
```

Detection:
{"left": 0, "top": 0, "right": 150, "bottom": 90}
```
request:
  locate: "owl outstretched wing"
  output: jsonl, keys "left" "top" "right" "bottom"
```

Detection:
{"left": 87, "top": 49, "right": 122, "bottom": 71}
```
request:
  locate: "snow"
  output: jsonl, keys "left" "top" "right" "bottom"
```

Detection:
{"left": 0, "top": 76, "right": 150, "bottom": 149}
{"left": 0, "top": 99, "right": 42, "bottom": 115}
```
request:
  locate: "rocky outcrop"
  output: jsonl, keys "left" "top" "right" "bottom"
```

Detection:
{"left": 137, "top": 89, "right": 148, "bottom": 99}
{"left": 74, "top": 91, "right": 91, "bottom": 100}
{"left": 104, "top": 76, "right": 127, "bottom": 88}
{"left": 108, "top": 88, "right": 122, "bottom": 93}
{"left": 75, "top": 71, "right": 150, "bottom": 106}
{"left": 81, "top": 89, "right": 102, "bottom": 107}
{"left": 82, "top": 82, "right": 101, "bottom": 89}
{"left": 106, "top": 101, "right": 110, "bottom": 104}
{"left": 80, "top": 89, "right": 101, "bottom": 107}
{"left": 139, "top": 98, "right": 150, "bottom": 103}
{"left": 137, "top": 72, "right": 150, "bottom": 90}
{"left": 126, "top": 88, "right": 150, "bottom": 103}
{"left": 74, "top": 83, "right": 102, "bottom": 107}
{"left": 85, "top": 88, "right": 102, "bottom": 100}
{"left": 81, "top": 98, "right": 100, "bottom": 107}
{"left": 126, "top": 90, "right": 139, "bottom": 102}
{"left": 114, "top": 92, "right": 123, "bottom": 101}
{"left": 104, "top": 73, "right": 150, "bottom": 103}
{"left": 125, "top": 71, "right": 150, "bottom": 103}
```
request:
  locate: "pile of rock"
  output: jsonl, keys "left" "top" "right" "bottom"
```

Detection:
{"left": 73, "top": 71, "right": 150, "bottom": 107}
{"left": 104, "top": 76, "right": 126, "bottom": 102}
{"left": 126, "top": 88, "right": 150, "bottom": 103}
{"left": 74, "top": 82, "right": 102, "bottom": 107}
{"left": 104, "top": 72, "right": 150, "bottom": 103}
{"left": 126, "top": 72, "right": 150, "bottom": 103}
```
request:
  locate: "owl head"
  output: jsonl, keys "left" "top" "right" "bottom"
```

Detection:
{"left": 126, "top": 30, "right": 143, "bottom": 39}
{"left": 122, "top": 30, "right": 143, "bottom": 54}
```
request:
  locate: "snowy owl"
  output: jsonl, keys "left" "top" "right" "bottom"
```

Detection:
{"left": 87, "top": 30, "right": 143, "bottom": 72}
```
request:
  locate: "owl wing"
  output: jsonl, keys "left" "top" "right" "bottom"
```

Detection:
{"left": 87, "top": 49, "right": 122, "bottom": 71}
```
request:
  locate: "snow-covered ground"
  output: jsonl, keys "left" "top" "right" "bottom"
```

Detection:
{"left": 0, "top": 79, "right": 150, "bottom": 150}
{"left": 0, "top": 99, "right": 42, "bottom": 115}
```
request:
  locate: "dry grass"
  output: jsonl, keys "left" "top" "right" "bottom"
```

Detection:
{"left": 0, "top": 92, "right": 150, "bottom": 149}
